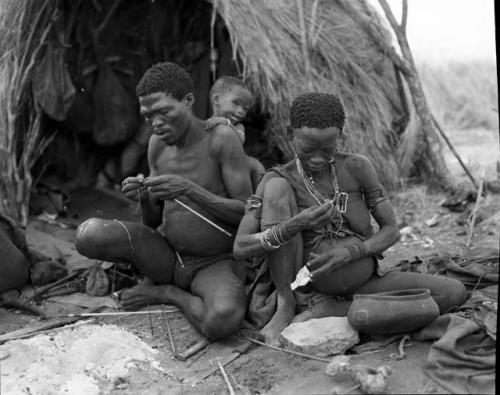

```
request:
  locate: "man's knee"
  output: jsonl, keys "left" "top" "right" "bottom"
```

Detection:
{"left": 203, "top": 301, "right": 245, "bottom": 340}
{"left": 75, "top": 218, "right": 109, "bottom": 257}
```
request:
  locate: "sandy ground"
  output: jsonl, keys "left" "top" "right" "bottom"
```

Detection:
{"left": 0, "top": 128, "right": 498, "bottom": 394}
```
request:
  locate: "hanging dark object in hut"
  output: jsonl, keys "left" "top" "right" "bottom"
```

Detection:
{"left": 63, "top": 83, "right": 94, "bottom": 134}
{"left": 33, "top": 42, "right": 76, "bottom": 121}
{"left": 91, "top": 64, "right": 138, "bottom": 146}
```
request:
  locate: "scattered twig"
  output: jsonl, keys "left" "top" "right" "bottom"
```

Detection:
{"left": 162, "top": 305, "right": 176, "bottom": 356}
{"left": 111, "top": 263, "right": 117, "bottom": 295}
{"left": 186, "top": 344, "right": 209, "bottom": 367}
{"left": 0, "top": 351, "right": 10, "bottom": 364}
{"left": 43, "top": 286, "right": 80, "bottom": 298}
{"left": 466, "top": 176, "right": 485, "bottom": 247}
{"left": 0, "top": 318, "right": 93, "bottom": 344}
{"left": 176, "top": 337, "right": 211, "bottom": 362}
{"left": 24, "top": 270, "right": 83, "bottom": 303}
{"left": 217, "top": 359, "right": 235, "bottom": 395}
{"left": 242, "top": 335, "right": 329, "bottom": 362}
{"left": 390, "top": 334, "right": 412, "bottom": 360}
{"left": 48, "top": 309, "right": 179, "bottom": 318}
{"left": 147, "top": 302, "right": 155, "bottom": 338}
{"left": 113, "top": 270, "right": 137, "bottom": 282}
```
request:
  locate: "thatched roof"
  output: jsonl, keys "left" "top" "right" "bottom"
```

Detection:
{"left": 214, "top": 0, "right": 407, "bottom": 189}
{"left": 1, "top": 0, "right": 411, "bottom": 221}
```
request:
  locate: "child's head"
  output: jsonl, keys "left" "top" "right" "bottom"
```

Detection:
{"left": 210, "top": 76, "right": 254, "bottom": 125}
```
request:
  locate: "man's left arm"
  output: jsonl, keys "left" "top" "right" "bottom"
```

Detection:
{"left": 185, "top": 127, "right": 253, "bottom": 224}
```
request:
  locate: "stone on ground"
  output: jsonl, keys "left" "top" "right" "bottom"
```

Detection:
{"left": 279, "top": 317, "right": 359, "bottom": 357}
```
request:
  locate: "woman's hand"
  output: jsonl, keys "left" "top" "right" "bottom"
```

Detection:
{"left": 143, "top": 175, "right": 193, "bottom": 200}
{"left": 287, "top": 201, "right": 336, "bottom": 233}
{"left": 307, "top": 247, "right": 352, "bottom": 274}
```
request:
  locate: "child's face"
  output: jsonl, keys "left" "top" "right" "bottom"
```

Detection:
{"left": 213, "top": 86, "right": 254, "bottom": 124}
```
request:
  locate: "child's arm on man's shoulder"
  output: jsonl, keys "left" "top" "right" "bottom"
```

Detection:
{"left": 205, "top": 116, "right": 231, "bottom": 130}
{"left": 205, "top": 117, "right": 245, "bottom": 143}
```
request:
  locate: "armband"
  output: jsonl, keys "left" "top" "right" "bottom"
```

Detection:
{"left": 245, "top": 195, "right": 263, "bottom": 219}
{"left": 362, "top": 186, "right": 387, "bottom": 210}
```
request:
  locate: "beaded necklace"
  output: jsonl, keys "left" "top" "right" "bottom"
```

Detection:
{"left": 295, "top": 157, "right": 349, "bottom": 235}
{"left": 295, "top": 156, "right": 339, "bottom": 204}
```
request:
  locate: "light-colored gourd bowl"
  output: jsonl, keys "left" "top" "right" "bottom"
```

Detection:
{"left": 347, "top": 288, "right": 439, "bottom": 335}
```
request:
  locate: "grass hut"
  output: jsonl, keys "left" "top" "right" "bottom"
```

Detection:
{"left": 1, "top": 0, "right": 436, "bottom": 224}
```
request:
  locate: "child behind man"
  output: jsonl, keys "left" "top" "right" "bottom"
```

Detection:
{"left": 207, "top": 76, "right": 265, "bottom": 190}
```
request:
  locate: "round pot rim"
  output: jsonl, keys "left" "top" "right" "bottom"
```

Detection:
{"left": 352, "top": 288, "right": 431, "bottom": 301}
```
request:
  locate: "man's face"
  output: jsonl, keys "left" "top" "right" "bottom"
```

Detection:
{"left": 139, "top": 92, "right": 192, "bottom": 145}
{"left": 213, "top": 86, "right": 254, "bottom": 125}
{"left": 291, "top": 126, "right": 342, "bottom": 174}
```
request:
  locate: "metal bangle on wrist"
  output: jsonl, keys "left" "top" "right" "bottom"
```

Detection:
{"left": 259, "top": 223, "right": 294, "bottom": 252}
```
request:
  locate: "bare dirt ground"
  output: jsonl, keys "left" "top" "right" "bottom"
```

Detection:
{"left": 1, "top": 128, "right": 498, "bottom": 394}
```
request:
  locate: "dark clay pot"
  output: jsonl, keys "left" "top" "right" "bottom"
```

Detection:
{"left": 347, "top": 288, "right": 439, "bottom": 335}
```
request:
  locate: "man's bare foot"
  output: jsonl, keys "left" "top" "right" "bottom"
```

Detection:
{"left": 119, "top": 284, "right": 172, "bottom": 310}
{"left": 259, "top": 302, "right": 295, "bottom": 344}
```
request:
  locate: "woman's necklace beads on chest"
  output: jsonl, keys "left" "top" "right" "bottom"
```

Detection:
{"left": 295, "top": 157, "right": 348, "bottom": 212}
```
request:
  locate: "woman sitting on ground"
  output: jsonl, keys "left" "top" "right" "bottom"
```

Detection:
{"left": 233, "top": 93, "right": 467, "bottom": 343}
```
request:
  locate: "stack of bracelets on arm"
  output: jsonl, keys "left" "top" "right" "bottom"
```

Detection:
{"left": 345, "top": 242, "right": 368, "bottom": 261}
{"left": 260, "top": 223, "right": 293, "bottom": 252}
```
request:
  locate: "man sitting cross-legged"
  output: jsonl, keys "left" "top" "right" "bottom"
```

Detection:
{"left": 233, "top": 93, "right": 467, "bottom": 343}
{"left": 76, "top": 62, "right": 253, "bottom": 340}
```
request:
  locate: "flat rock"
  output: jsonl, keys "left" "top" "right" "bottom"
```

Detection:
{"left": 279, "top": 317, "right": 359, "bottom": 357}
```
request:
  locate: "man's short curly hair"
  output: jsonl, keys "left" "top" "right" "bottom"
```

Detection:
{"left": 290, "top": 93, "right": 345, "bottom": 131}
{"left": 136, "top": 62, "right": 194, "bottom": 100}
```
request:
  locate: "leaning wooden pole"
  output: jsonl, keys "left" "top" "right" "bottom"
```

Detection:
{"left": 339, "top": 0, "right": 455, "bottom": 189}
{"left": 431, "top": 116, "right": 479, "bottom": 189}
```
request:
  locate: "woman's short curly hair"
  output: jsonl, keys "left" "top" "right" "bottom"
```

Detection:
{"left": 290, "top": 93, "right": 345, "bottom": 131}
{"left": 136, "top": 62, "right": 194, "bottom": 100}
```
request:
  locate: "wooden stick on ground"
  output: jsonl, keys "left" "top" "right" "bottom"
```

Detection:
{"left": 390, "top": 334, "right": 412, "bottom": 360}
{"left": 185, "top": 343, "right": 209, "bottom": 367}
{"left": 161, "top": 305, "right": 176, "bottom": 356}
{"left": 147, "top": 302, "right": 155, "bottom": 338}
{"left": 49, "top": 309, "right": 179, "bottom": 318}
{"left": 176, "top": 337, "right": 211, "bottom": 362}
{"left": 25, "top": 270, "right": 83, "bottom": 302}
{"left": 466, "top": 175, "right": 485, "bottom": 247}
{"left": 217, "top": 359, "right": 235, "bottom": 395}
{"left": 242, "top": 336, "right": 330, "bottom": 362}
{"left": 0, "top": 318, "right": 93, "bottom": 344}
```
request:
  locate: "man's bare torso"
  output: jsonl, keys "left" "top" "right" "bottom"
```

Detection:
{"left": 149, "top": 129, "right": 236, "bottom": 256}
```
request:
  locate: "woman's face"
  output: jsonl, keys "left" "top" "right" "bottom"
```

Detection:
{"left": 291, "top": 126, "right": 342, "bottom": 174}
